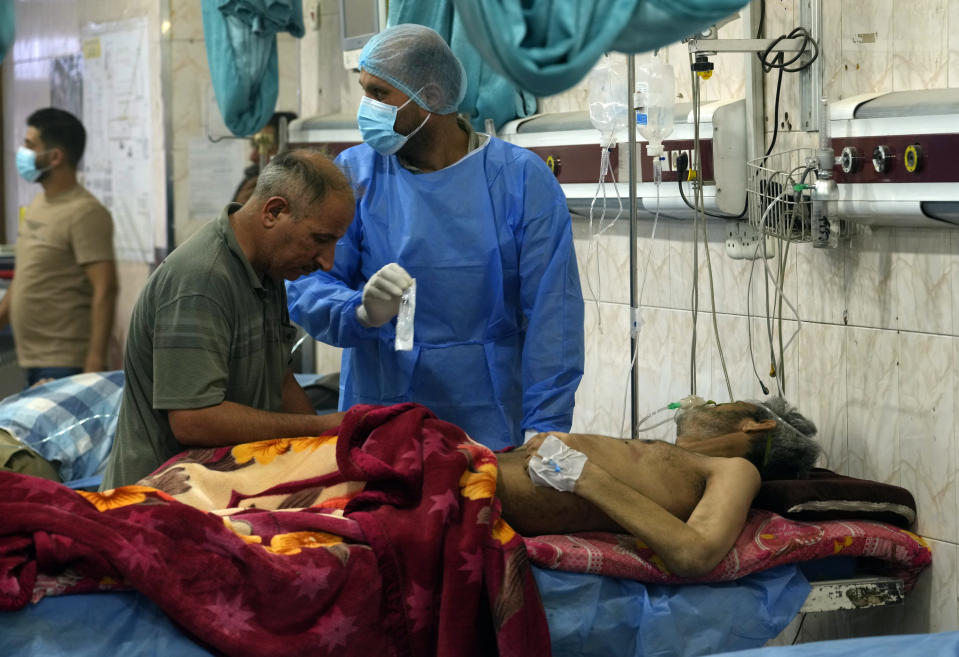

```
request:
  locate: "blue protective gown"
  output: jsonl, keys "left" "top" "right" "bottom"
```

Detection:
{"left": 286, "top": 137, "right": 584, "bottom": 449}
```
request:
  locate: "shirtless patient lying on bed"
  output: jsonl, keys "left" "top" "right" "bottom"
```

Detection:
{"left": 495, "top": 398, "right": 820, "bottom": 578}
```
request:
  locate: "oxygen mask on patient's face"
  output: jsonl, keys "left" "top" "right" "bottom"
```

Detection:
{"left": 634, "top": 395, "right": 715, "bottom": 435}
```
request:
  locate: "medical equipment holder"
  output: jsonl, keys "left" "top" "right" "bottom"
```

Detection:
{"left": 746, "top": 147, "right": 818, "bottom": 243}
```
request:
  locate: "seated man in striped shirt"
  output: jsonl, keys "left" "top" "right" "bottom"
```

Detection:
{"left": 101, "top": 150, "right": 355, "bottom": 489}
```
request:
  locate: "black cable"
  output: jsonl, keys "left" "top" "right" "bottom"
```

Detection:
{"left": 765, "top": 60, "right": 785, "bottom": 158}
{"left": 791, "top": 613, "right": 808, "bottom": 645}
{"left": 755, "top": 8, "right": 820, "bottom": 161}
{"left": 759, "top": 27, "right": 820, "bottom": 73}
{"left": 675, "top": 152, "right": 747, "bottom": 219}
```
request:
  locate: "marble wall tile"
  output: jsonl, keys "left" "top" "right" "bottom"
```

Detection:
{"left": 839, "top": 0, "right": 894, "bottom": 98}
{"left": 696, "top": 221, "right": 749, "bottom": 317}
{"left": 574, "top": 215, "right": 632, "bottom": 307}
{"left": 689, "top": 301, "right": 719, "bottom": 405}
{"left": 667, "top": 219, "right": 697, "bottom": 312}
{"left": 891, "top": 0, "right": 948, "bottom": 92}
{"left": 899, "top": 332, "right": 956, "bottom": 543}
{"left": 950, "top": 0, "right": 959, "bottom": 88}
{"left": 709, "top": 314, "right": 758, "bottom": 403}
{"left": 708, "top": 15, "right": 746, "bottom": 106}
{"left": 950, "top": 229, "right": 959, "bottom": 340}
{"left": 895, "top": 228, "right": 953, "bottom": 336}
{"left": 538, "top": 76, "right": 588, "bottom": 115}
{"left": 572, "top": 300, "right": 633, "bottom": 438}
{"left": 744, "top": 316, "right": 782, "bottom": 401}
{"left": 760, "top": 0, "right": 801, "bottom": 135}
{"left": 845, "top": 327, "right": 900, "bottom": 484}
{"left": 276, "top": 34, "right": 301, "bottom": 113}
{"left": 743, "top": 241, "right": 801, "bottom": 361}
{"left": 844, "top": 225, "right": 897, "bottom": 330}
{"left": 795, "top": 239, "right": 846, "bottom": 326}
{"left": 794, "top": 321, "right": 848, "bottom": 473}
{"left": 819, "top": 0, "right": 843, "bottom": 101}
{"left": 665, "top": 43, "right": 695, "bottom": 108}
{"left": 170, "top": 0, "right": 203, "bottom": 42}
{"left": 301, "top": 0, "right": 356, "bottom": 118}
{"left": 112, "top": 261, "right": 151, "bottom": 369}
{"left": 79, "top": 0, "right": 155, "bottom": 25}
{"left": 170, "top": 40, "right": 209, "bottom": 151}
{"left": 633, "top": 217, "right": 671, "bottom": 309}
{"left": 629, "top": 307, "right": 697, "bottom": 442}
{"left": 901, "top": 538, "right": 959, "bottom": 634}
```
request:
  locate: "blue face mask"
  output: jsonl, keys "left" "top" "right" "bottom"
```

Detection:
{"left": 357, "top": 96, "right": 431, "bottom": 156}
{"left": 16, "top": 146, "right": 50, "bottom": 183}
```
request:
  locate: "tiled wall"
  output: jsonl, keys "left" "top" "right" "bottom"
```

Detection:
{"left": 554, "top": 0, "right": 959, "bottom": 643}
{"left": 309, "top": 0, "right": 953, "bottom": 643}
{"left": 295, "top": 7, "right": 959, "bottom": 640}
{"left": 3, "top": 0, "right": 957, "bottom": 645}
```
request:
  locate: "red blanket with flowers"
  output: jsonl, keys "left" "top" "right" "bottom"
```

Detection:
{"left": 0, "top": 403, "right": 549, "bottom": 657}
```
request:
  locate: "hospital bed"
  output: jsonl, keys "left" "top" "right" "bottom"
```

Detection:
{"left": 709, "top": 630, "right": 959, "bottom": 657}
{"left": 0, "top": 379, "right": 931, "bottom": 657}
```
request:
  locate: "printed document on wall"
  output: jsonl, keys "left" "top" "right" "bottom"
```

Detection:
{"left": 82, "top": 18, "right": 158, "bottom": 263}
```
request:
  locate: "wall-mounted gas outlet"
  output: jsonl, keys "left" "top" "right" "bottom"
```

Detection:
{"left": 725, "top": 220, "right": 774, "bottom": 260}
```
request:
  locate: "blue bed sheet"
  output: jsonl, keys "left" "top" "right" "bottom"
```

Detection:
{"left": 0, "top": 565, "right": 809, "bottom": 657}
{"left": 0, "top": 591, "right": 216, "bottom": 657}
{"left": 708, "top": 630, "right": 959, "bottom": 656}
{"left": 534, "top": 564, "right": 811, "bottom": 657}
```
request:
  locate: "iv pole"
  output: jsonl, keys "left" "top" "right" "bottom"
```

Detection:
{"left": 627, "top": 53, "right": 639, "bottom": 438}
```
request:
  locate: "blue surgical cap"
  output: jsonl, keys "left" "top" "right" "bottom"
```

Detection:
{"left": 358, "top": 24, "right": 467, "bottom": 115}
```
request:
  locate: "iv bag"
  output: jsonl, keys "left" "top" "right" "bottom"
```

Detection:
{"left": 635, "top": 59, "right": 675, "bottom": 156}
{"left": 587, "top": 55, "right": 628, "bottom": 145}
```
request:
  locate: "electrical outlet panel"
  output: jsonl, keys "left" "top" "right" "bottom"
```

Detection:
{"left": 725, "top": 220, "right": 775, "bottom": 260}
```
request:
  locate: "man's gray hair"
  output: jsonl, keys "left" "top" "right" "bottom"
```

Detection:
{"left": 747, "top": 397, "right": 821, "bottom": 480}
{"left": 252, "top": 149, "right": 350, "bottom": 217}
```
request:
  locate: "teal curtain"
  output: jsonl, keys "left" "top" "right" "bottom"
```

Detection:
{"left": 0, "top": 0, "right": 14, "bottom": 64}
{"left": 450, "top": 0, "right": 749, "bottom": 97}
{"left": 387, "top": 2, "right": 537, "bottom": 132}
{"left": 201, "top": 0, "right": 304, "bottom": 137}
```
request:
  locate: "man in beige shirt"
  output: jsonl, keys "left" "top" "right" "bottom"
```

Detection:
{"left": 0, "top": 108, "right": 117, "bottom": 386}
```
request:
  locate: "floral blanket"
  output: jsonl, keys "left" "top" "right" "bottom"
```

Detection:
{"left": 0, "top": 403, "right": 550, "bottom": 657}
{"left": 525, "top": 511, "right": 932, "bottom": 590}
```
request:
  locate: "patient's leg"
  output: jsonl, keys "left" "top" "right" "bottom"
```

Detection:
{"left": 0, "top": 429, "right": 62, "bottom": 482}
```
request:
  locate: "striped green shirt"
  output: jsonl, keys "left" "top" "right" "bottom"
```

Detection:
{"left": 102, "top": 205, "right": 296, "bottom": 488}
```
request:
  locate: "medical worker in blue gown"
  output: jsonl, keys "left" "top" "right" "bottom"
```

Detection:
{"left": 287, "top": 24, "right": 584, "bottom": 450}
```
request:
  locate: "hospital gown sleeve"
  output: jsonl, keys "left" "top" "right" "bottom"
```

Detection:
{"left": 286, "top": 215, "right": 380, "bottom": 347}
{"left": 516, "top": 159, "right": 585, "bottom": 433}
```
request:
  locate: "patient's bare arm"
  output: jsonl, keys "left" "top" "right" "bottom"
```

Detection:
{"left": 496, "top": 434, "right": 761, "bottom": 578}
{"left": 571, "top": 454, "right": 760, "bottom": 577}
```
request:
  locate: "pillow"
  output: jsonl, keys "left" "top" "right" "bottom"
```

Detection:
{"left": 752, "top": 468, "right": 916, "bottom": 528}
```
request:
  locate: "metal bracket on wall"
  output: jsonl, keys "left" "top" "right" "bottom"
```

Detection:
{"left": 799, "top": 0, "right": 824, "bottom": 132}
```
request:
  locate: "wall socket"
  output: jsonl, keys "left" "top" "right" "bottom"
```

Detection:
{"left": 725, "top": 220, "right": 774, "bottom": 260}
